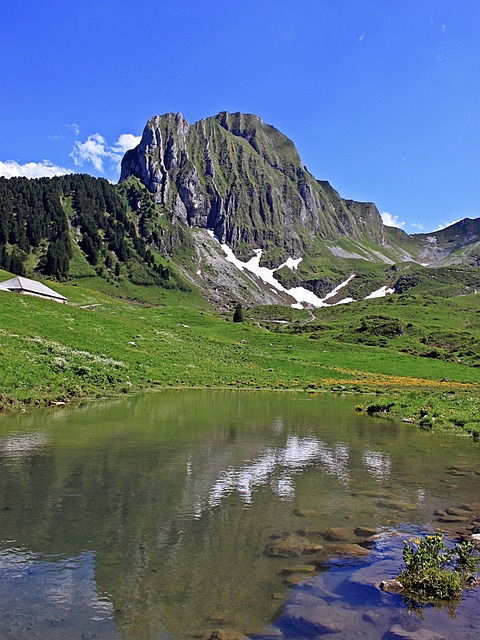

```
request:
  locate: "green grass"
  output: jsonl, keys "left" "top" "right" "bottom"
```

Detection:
{"left": 272, "top": 292, "right": 480, "bottom": 369}
{"left": 0, "top": 273, "right": 479, "bottom": 438}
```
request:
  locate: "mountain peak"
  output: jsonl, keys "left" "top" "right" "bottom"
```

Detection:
{"left": 120, "top": 111, "right": 386, "bottom": 262}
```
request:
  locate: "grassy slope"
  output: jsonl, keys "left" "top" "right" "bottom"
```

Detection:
{"left": 0, "top": 269, "right": 479, "bottom": 436}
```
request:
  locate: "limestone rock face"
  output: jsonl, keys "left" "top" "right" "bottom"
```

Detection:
{"left": 120, "top": 111, "right": 387, "bottom": 263}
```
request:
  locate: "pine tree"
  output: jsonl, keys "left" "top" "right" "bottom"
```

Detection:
{"left": 233, "top": 303, "right": 244, "bottom": 323}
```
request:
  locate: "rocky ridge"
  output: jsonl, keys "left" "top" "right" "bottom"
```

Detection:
{"left": 120, "top": 112, "right": 390, "bottom": 265}
{"left": 120, "top": 112, "right": 480, "bottom": 308}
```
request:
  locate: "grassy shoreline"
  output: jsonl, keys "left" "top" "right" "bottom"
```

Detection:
{"left": 1, "top": 275, "right": 479, "bottom": 438}
{"left": 2, "top": 379, "right": 479, "bottom": 441}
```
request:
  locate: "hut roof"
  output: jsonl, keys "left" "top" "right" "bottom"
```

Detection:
{"left": 0, "top": 276, "right": 67, "bottom": 302}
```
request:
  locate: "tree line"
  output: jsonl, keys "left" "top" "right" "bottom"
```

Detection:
{"left": 0, "top": 174, "right": 173, "bottom": 284}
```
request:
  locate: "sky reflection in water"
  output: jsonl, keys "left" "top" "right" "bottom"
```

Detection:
{"left": 0, "top": 390, "right": 478, "bottom": 639}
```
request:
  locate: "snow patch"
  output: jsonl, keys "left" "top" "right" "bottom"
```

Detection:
{"left": 277, "top": 257, "right": 303, "bottom": 270}
{"left": 208, "top": 232, "right": 356, "bottom": 309}
{"left": 322, "top": 274, "right": 356, "bottom": 301}
{"left": 364, "top": 286, "right": 395, "bottom": 300}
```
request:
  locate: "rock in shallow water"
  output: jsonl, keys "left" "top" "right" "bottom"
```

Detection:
{"left": 325, "top": 543, "right": 370, "bottom": 557}
{"left": 355, "top": 526, "right": 378, "bottom": 538}
{"left": 265, "top": 534, "right": 323, "bottom": 557}
{"left": 285, "top": 601, "right": 359, "bottom": 635}
{"left": 319, "top": 527, "right": 359, "bottom": 542}
{"left": 385, "top": 624, "right": 447, "bottom": 640}
{"left": 380, "top": 579, "right": 404, "bottom": 593}
{"left": 280, "top": 564, "right": 316, "bottom": 575}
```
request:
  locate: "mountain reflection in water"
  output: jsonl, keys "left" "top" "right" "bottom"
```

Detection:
{"left": 0, "top": 390, "right": 478, "bottom": 639}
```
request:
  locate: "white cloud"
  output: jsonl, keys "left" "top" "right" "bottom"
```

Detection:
{"left": 0, "top": 160, "right": 71, "bottom": 179}
{"left": 381, "top": 212, "right": 405, "bottom": 229}
{"left": 410, "top": 223, "right": 424, "bottom": 231}
{"left": 112, "top": 133, "right": 141, "bottom": 154}
{"left": 71, "top": 133, "right": 111, "bottom": 172}
{"left": 71, "top": 132, "right": 141, "bottom": 175}
{"left": 358, "top": 33, "right": 365, "bottom": 42}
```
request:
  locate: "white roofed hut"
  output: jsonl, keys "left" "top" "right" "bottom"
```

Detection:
{"left": 0, "top": 276, "right": 67, "bottom": 303}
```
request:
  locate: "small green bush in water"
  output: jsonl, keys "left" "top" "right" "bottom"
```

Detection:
{"left": 398, "top": 532, "right": 480, "bottom": 608}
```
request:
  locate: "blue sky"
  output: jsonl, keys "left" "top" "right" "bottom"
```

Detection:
{"left": 1, "top": 0, "right": 479, "bottom": 233}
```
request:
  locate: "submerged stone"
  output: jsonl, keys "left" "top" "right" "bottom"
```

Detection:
{"left": 265, "top": 534, "right": 323, "bottom": 557}
{"left": 344, "top": 559, "right": 395, "bottom": 602}
{"left": 445, "top": 506, "right": 474, "bottom": 516}
{"left": 283, "top": 574, "right": 309, "bottom": 586}
{"left": 436, "top": 515, "right": 469, "bottom": 523}
{"left": 386, "top": 624, "right": 447, "bottom": 640}
{"left": 459, "top": 503, "right": 479, "bottom": 512}
{"left": 354, "top": 526, "right": 378, "bottom": 538}
{"left": 285, "top": 602, "right": 359, "bottom": 635}
{"left": 280, "top": 564, "right": 316, "bottom": 574}
{"left": 327, "top": 543, "right": 370, "bottom": 557}
{"left": 319, "top": 527, "right": 358, "bottom": 542}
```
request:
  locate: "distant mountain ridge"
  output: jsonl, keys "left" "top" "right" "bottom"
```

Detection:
{"left": 0, "top": 111, "right": 479, "bottom": 308}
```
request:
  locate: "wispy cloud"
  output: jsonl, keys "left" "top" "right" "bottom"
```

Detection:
{"left": 71, "top": 133, "right": 111, "bottom": 172}
{"left": 0, "top": 160, "right": 71, "bottom": 179}
{"left": 70, "top": 132, "right": 141, "bottom": 175}
{"left": 358, "top": 33, "right": 365, "bottom": 42}
{"left": 430, "top": 19, "right": 447, "bottom": 33}
{"left": 0, "top": 129, "right": 141, "bottom": 181}
{"left": 410, "top": 223, "right": 424, "bottom": 231}
{"left": 65, "top": 123, "right": 80, "bottom": 136}
{"left": 381, "top": 212, "right": 405, "bottom": 229}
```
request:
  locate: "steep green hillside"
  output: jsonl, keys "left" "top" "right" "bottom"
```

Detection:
{"left": 0, "top": 174, "right": 193, "bottom": 290}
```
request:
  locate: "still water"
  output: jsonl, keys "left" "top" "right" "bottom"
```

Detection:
{"left": 0, "top": 390, "right": 478, "bottom": 639}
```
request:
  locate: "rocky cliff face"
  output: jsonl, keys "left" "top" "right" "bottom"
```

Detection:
{"left": 120, "top": 112, "right": 387, "bottom": 264}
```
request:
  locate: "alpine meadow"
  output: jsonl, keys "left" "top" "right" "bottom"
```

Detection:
{"left": 1, "top": 112, "right": 479, "bottom": 438}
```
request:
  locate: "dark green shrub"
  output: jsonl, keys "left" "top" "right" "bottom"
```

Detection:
{"left": 397, "top": 532, "right": 480, "bottom": 609}
{"left": 355, "top": 315, "right": 404, "bottom": 338}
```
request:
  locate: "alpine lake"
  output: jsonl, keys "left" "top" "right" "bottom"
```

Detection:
{"left": 0, "top": 390, "right": 479, "bottom": 640}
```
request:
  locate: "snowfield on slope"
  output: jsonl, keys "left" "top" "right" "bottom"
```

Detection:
{"left": 207, "top": 232, "right": 394, "bottom": 307}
